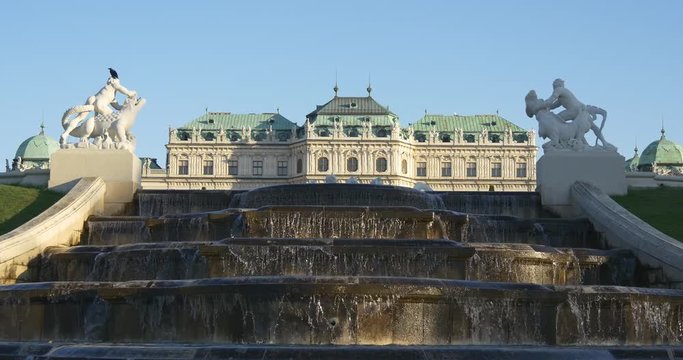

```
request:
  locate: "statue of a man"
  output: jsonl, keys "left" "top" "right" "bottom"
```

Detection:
{"left": 60, "top": 69, "right": 137, "bottom": 144}
{"left": 541, "top": 79, "right": 615, "bottom": 150}
{"left": 545, "top": 79, "right": 584, "bottom": 122}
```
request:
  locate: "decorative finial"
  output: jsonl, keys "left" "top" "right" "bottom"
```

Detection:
{"left": 425, "top": 109, "right": 428, "bottom": 115}
{"left": 634, "top": 137, "right": 638, "bottom": 154}
{"left": 367, "top": 74, "right": 372, "bottom": 96}
{"left": 334, "top": 69, "right": 339, "bottom": 96}
{"left": 661, "top": 116, "right": 666, "bottom": 139}
{"left": 39, "top": 122, "right": 45, "bottom": 135}
{"left": 277, "top": 107, "right": 280, "bottom": 114}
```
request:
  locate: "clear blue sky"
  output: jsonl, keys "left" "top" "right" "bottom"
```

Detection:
{"left": 1, "top": 0, "right": 681, "bottom": 166}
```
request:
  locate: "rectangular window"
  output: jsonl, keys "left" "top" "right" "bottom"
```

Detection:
{"left": 253, "top": 160, "right": 263, "bottom": 176}
{"left": 416, "top": 162, "right": 427, "bottom": 177}
{"left": 516, "top": 162, "right": 527, "bottom": 178}
{"left": 277, "top": 161, "right": 288, "bottom": 176}
{"left": 466, "top": 162, "right": 477, "bottom": 177}
{"left": 203, "top": 160, "right": 214, "bottom": 175}
{"left": 228, "top": 160, "right": 238, "bottom": 175}
{"left": 491, "top": 162, "right": 502, "bottom": 178}
{"left": 441, "top": 162, "right": 452, "bottom": 177}
{"left": 178, "top": 159, "right": 189, "bottom": 175}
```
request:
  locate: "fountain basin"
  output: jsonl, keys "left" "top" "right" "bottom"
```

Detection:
{"left": 35, "top": 241, "right": 635, "bottom": 286}
{"left": 0, "top": 277, "right": 681, "bottom": 345}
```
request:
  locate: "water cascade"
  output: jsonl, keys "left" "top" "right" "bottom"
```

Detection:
{"left": 2, "top": 184, "right": 683, "bottom": 359}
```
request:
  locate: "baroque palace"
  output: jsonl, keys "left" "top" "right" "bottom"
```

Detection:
{"left": 141, "top": 87, "right": 537, "bottom": 191}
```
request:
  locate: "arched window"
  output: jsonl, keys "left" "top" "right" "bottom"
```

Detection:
{"left": 347, "top": 157, "right": 358, "bottom": 172}
{"left": 318, "top": 157, "right": 329, "bottom": 172}
{"left": 296, "top": 159, "right": 303, "bottom": 174}
{"left": 401, "top": 159, "right": 408, "bottom": 174}
{"left": 376, "top": 157, "right": 387, "bottom": 172}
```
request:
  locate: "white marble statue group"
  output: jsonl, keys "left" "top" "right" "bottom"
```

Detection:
{"left": 60, "top": 68, "right": 145, "bottom": 151}
{"left": 526, "top": 79, "right": 616, "bottom": 152}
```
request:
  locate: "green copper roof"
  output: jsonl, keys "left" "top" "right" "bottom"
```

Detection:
{"left": 307, "top": 96, "right": 395, "bottom": 120}
{"left": 625, "top": 148, "right": 640, "bottom": 171}
{"left": 638, "top": 130, "right": 683, "bottom": 166}
{"left": 180, "top": 112, "right": 296, "bottom": 131}
{"left": 15, "top": 126, "right": 60, "bottom": 160}
{"left": 412, "top": 114, "right": 526, "bottom": 133}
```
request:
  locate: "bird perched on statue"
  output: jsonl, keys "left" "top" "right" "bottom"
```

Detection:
{"left": 108, "top": 67, "right": 119, "bottom": 79}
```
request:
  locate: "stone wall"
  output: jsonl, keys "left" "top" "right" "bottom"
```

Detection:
{"left": 626, "top": 172, "right": 683, "bottom": 188}
{"left": 0, "top": 169, "right": 50, "bottom": 187}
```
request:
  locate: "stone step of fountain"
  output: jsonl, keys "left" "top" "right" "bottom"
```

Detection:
{"left": 32, "top": 241, "right": 637, "bottom": 286}
{"left": 0, "top": 277, "right": 681, "bottom": 346}
{"left": 436, "top": 191, "right": 552, "bottom": 218}
{"left": 83, "top": 211, "right": 241, "bottom": 246}
{"left": 136, "top": 190, "right": 245, "bottom": 217}
{"left": 3, "top": 342, "right": 683, "bottom": 360}
{"left": 467, "top": 244, "right": 637, "bottom": 286}
{"left": 84, "top": 207, "right": 601, "bottom": 248}
{"left": 33, "top": 239, "right": 472, "bottom": 282}
{"left": 136, "top": 186, "right": 551, "bottom": 219}
{"left": 228, "top": 184, "right": 446, "bottom": 209}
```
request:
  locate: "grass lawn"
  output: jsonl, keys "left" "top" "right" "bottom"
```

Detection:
{"left": 612, "top": 187, "right": 683, "bottom": 241}
{"left": 0, "top": 184, "right": 64, "bottom": 236}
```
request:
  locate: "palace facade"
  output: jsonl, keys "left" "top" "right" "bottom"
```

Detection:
{"left": 141, "top": 89, "right": 537, "bottom": 191}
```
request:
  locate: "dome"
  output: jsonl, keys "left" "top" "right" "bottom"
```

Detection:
{"left": 14, "top": 125, "right": 60, "bottom": 169}
{"left": 624, "top": 146, "right": 640, "bottom": 172}
{"left": 637, "top": 129, "right": 683, "bottom": 174}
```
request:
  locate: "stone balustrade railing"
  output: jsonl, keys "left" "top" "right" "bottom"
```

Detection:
{"left": 168, "top": 129, "right": 536, "bottom": 146}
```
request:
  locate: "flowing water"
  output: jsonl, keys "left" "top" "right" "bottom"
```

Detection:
{"left": 2, "top": 184, "right": 683, "bottom": 359}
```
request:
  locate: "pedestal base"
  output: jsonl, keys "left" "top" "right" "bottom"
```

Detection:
{"left": 537, "top": 151, "right": 627, "bottom": 216}
{"left": 49, "top": 149, "right": 141, "bottom": 214}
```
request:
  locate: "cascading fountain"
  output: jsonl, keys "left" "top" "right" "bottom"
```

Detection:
{"left": 2, "top": 183, "right": 683, "bottom": 359}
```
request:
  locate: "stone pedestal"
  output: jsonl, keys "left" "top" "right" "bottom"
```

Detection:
{"left": 537, "top": 151, "right": 627, "bottom": 217}
{"left": 49, "top": 149, "right": 141, "bottom": 214}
